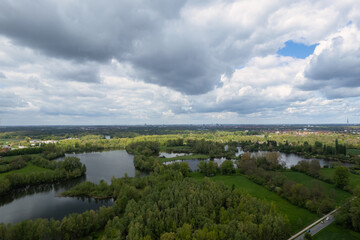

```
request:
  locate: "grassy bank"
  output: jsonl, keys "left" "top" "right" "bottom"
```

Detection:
{"left": 0, "top": 163, "right": 52, "bottom": 179}
{"left": 190, "top": 172, "right": 317, "bottom": 233}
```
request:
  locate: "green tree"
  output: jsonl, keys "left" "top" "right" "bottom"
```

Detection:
{"left": 220, "top": 160, "right": 235, "bottom": 174}
{"left": 304, "top": 232, "right": 312, "bottom": 240}
{"left": 333, "top": 166, "right": 350, "bottom": 188}
{"left": 309, "top": 160, "right": 320, "bottom": 177}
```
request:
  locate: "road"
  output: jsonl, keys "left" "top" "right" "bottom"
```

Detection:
{"left": 294, "top": 215, "right": 334, "bottom": 240}
{"left": 288, "top": 208, "right": 338, "bottom": 240}
{"left": 289, "top": 197, "right": 356, "bottom": 240}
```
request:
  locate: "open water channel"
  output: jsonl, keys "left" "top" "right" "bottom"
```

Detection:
{"left": 0, "top": 150, "right": 135, "bottom": 224}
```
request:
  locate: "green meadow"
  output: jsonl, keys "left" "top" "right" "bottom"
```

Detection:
{"left": 0, "top": 163, "right": 52, "bottom": 179}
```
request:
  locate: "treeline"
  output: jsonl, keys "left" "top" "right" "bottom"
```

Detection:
{"left": 0, "top": 147, "right": 44, "bottom": 157}
{"left": 59, "top": 137, "right": 124, "bottom": 153}
{"left": 237, "top": 153, "right": 334, "bottom": 215}
{"left": 291, "top": 160, "right": 321, "bottom": 178}
{"left": 1, "top": 137, "right": 124, "bottom": 159}
{"left": 335, "top": 186, "right": 360, "bottom": 233}
{"left": 0, "top": 157, "right": 86, "bottom": 196}
{"left": 239, "top": 139, "right": 351, "bottom": 162}
{"left": 186, "top": 139, "right": 225, "bottom": 158}
{"left": 0, "top": 156, "right": 26, "bottom": 174}
{"left": 198, "top": 160, "right": 236, "bottom": 176}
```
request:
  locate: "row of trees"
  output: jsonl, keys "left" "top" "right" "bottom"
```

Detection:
{"left": 239, "top": 139, "right": 350, "bottom": 162}
{"left": 186, "top": 139, "right": 225, "bottom": 158}
{"left": 292, "top": 160, "right": 351, "bottom": 190}
{"left": 0, "top": 156, "right": 26, "bottom": 173}
{"left": 198, "top": 160, "right": 236, "bottom": 176}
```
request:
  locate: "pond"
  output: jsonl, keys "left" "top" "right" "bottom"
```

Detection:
{"left": 162, "top": 149, "right": 351, "bottom": 171}
{"left": 0, "top": 150, "right": 136, "bottom": 224}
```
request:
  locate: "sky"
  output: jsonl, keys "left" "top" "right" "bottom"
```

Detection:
{"left": 0, "top": 0, "right": 360, "bottom": 126}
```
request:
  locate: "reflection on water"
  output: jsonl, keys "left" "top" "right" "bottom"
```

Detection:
{"left": 159, "top": 152, "right": 192, "bottom": 158}
{"left": 251, "top": 151, "right": 338, "bottom": 168}
{"left": 236, "top": 147, "right": 244, "bottom": 157}
{"left": 164, "top": 158, "right": 237, "bottom": 171}
{"left": 0, "top": 177, "right": 85, "bottom": 208}
{"left": 0, "top": 150, "right": 135, "bottom": 224}
{"left": 57, "top": 150, "right": 136, "bottom": 183}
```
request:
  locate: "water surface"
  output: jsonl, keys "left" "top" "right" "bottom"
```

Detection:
{"left": 0, "top": 150, "right": 135, "bottom": 224}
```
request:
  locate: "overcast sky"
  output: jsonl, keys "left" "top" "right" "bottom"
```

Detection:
{"left": 1, "top": 0, "right": 360, "bottom": 125}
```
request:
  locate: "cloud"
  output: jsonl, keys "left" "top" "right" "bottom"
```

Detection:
{"left": 191, "top": 55, "right": 310, "bottom": 116}
{"left": 1, "top": 0, "right": 360, "bottom": 125}
{"left": 1, "top": 0, "right": 355, "bottom": 94}
{"left": 0, "top": 72, "right": 6, "bottom": 79}
{"left": 304, "top": 25, "right": 360, "bottom": 98}
{"left": 48, "top": 62, "right": 101, "bottom": 83}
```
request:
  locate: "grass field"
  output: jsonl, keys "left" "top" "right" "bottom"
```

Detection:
{"left": 190, "top": 172, "right": 317, "bottom": 233}
{"left": 158, "top": 154, "right": 209, "bottom": 163}
{"left": 0, "top": 163, "right": 52, "bottom": 179}
{"left": 314, "top": 222, "right": 360, "bottom": 240}
{"left": 280, "top": 171, "right": 352, "bottom": 205}
{"left": 320, "top": 168, "right": 360, "bottom": 190}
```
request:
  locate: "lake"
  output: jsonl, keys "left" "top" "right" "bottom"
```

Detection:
{"left": 0, "top": 150, "right": 135, "bottom": 224}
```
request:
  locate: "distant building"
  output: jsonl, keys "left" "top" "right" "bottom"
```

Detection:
{"left": 1, "top": 145, "right": 11, "bottom": 153}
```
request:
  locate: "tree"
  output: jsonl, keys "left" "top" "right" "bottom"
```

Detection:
{"left": 304, "top": 232, "right": 312, "bottom": 240}
{"left": 309, "top": 160, "right": 320, "bottom": 177}
{"left": 333, "top": 166, "right": 350, "bottom": 188}
{"left": 220, "top": 160, "right": 235, "bottom": 175}
{"left": 179, "top": 162, "right": 191, "bottom": 177}
{"left": 198, "top": 161, "right": 218, "bottom": 177}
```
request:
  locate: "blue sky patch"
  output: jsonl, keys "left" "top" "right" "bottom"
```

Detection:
{"left": 277, "top": 40, "right": 318, "bottom": 59}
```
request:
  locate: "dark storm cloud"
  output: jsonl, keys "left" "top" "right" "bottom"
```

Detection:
{"left": 0, "top": 0, "right": 183, "bottom": 61}
{"left": 49, "top": 63, "right": 101, "bottom": 83}
{"left": 0, "top": 0, "right": 228, "bottom": 94}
